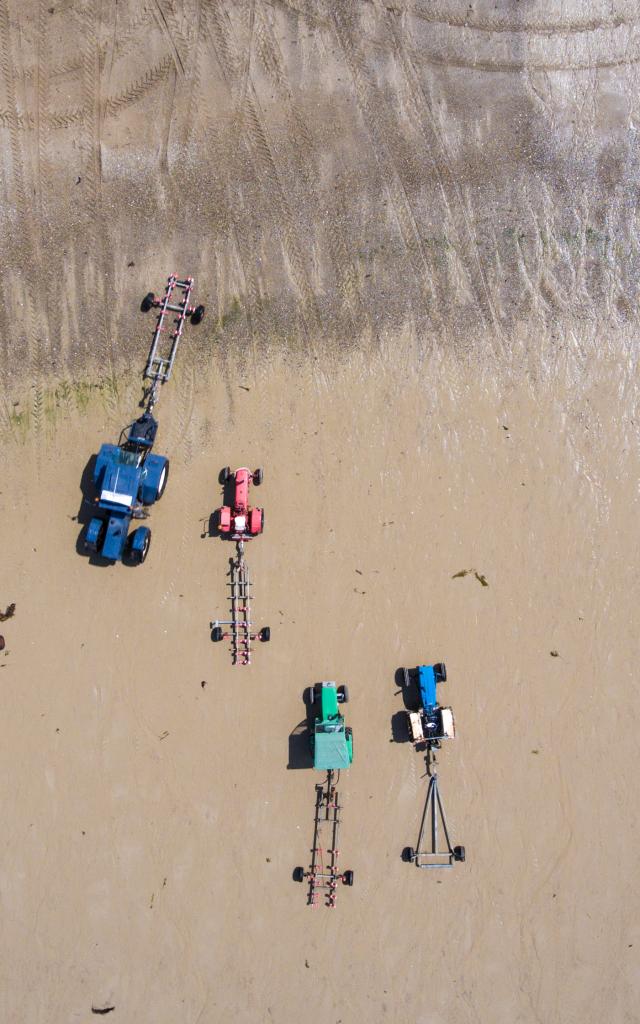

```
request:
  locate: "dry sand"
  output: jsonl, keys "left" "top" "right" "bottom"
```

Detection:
{"left": 1, "top": 2, "right": 640, "bottom": 1022}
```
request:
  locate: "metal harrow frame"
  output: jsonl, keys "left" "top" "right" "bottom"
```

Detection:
{"left": 143, "top": 274, "right": 201, "bottom": 410}
{"left": 294, "top": 770, "right": 354, "bottom": 907}
{"left": 211, "top": 540, "right": 268, "bottom": 666}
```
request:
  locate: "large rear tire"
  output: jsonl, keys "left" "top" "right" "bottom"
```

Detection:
{"left": 156, "top": 461, "right": 169, "bottom": 500}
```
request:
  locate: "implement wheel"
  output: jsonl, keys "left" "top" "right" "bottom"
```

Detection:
{"left": 191, "top": 304, "right": 205, "bottom": 325}
{"left": 212, "top": 626, "right": 223, "bottom": 642}
{"left": 402, "top": 847, "right": 415, "bottom": 863}
{"left": 141, "top": 291, "right": 155, "bottom": 312}
{"left": 293, "top": 867, "right": 305, "bottom": 883}
{"left": 453, "top": 845, "right": 466, "bottom": 863}
{"left": 342, "top": 870, "right": 354, "bottom": 886}
{"left": 260, "top": 626, "right": 270, "bottom": 642}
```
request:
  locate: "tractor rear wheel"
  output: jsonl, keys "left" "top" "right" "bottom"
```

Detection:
{"left": 191, "top": 304, "right": 205, "bottom": 325}
{"left": 141, "top": 291, "right": 155, "bottom": 312}
{"left": 293, "top": 867, "right": 305, "bottom": 883}
{"left": 434, "top": 662, "right": 447, "bottom": 682}
{"left": 453, "top": 845, "right": 466, "bottom": 862}
{"left": 337, "top": 685, "right": 349, "bottom": 703}
{"left": 212, "top": 626, "right": 223, "bottom": 642}
{"left": 342, "top": 870, "right": 354, "bottom": 886}
{"left": 156, "top": 460, "right": 169, "bottom": 500}
{"left": 253, "top": 468, "right": 263, "bottom": 485}
{"left": 402, "top": 847, "right": 415, "bottom": 863}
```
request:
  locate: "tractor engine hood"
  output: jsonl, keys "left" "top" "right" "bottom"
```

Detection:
{"left": 99, "top": 462, "right": 140, "bottom": 511}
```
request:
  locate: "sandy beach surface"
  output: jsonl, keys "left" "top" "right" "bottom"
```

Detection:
{"left": 1, "top": 3, "right": 639, "bottom": 1022}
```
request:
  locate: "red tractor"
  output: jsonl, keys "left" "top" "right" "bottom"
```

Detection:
{"left": 217, "top": 467, "right": 264, "bottom": 539}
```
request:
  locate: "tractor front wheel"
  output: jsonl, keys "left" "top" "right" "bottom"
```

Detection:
{"left": 253, "top": 468, "right": 264, "bottom": 485}
{"left": 434, "top": 662, "right": 447, "bottom": 682}
{"left": 337, "top": 685, "right": 349, "bottom": 703}
{"left": 220, "top": 466, "right": 231, "bottom": 485}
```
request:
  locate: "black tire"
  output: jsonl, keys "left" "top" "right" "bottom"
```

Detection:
{"left": 260, "top": 626, "right": 270, "bottom": 642}
{"left": 309, "top": 685, "right": 316, "bottom": 705}
{"left": 156, "top": 460, "right": 169, "bottom": 500}
{"left": 345, "top": 726, "right": 353, "bottom": 758}
{"left": 402, "top": 847, "right": 415, "bottom": 863}
{"left": 293, "top": 867, "right": 305, "bottom": 883}
{"left": 253, "top": 468, "right": 263, "bottom": 485}
{"left": 453, "top": 845, "right": 465, "bottom": 863}
{"left": 191, "top": 304, "right": 205, "bottom": 325}
{"left": 130, "top": 530, "right": 151, "bottom": 565}
{"left": 141, "top": 291, "right": 155, "bottom": 312}
{"left": 402, "top": 668, "right": 411, "bottom": 688}
{"left": 220, "top": 466, "right": 231, "bottom": 485}
{"left": 434, "top": 662, "right": 447, "bottom": 683}
{"left": 337, "top": 684, "right": 349, "bottom": 703}
{"left": 212, "top": 626, "right": 223, "bottom": 642}
{"left": 342, "top": 870, "right": 354, "bottom": 887}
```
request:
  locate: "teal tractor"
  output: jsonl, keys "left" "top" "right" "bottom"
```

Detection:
{"left": 306, "top": 682, "right": 353, "bottom": 770}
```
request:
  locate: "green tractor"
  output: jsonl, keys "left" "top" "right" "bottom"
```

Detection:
{"left": 306, "top": 682, "right": 353, "bottom": 771}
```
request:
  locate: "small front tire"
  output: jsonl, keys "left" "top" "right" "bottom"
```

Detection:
{"left": 220, "top": 466, "right": 231, "bottom": 485}
{"left": 337, "top": 685, "right": 349, "bottom": 703}
{"left": 253, "top": 468, "right": 264, "bottom": 486}
{"left": 434, "top": 662, "right": 447, "bottom": 683}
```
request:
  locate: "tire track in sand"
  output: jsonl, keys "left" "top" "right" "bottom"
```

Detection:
{"left": 76, "top": 1, "right": 120, "bottom": 420}
{"left": 329, "top": 6, "right": 445, "bottom": 336}
{"left": 0, "top": 0, "right": 49, "bottom": 453}
{"left": 206, "top": 6, "right": 324, "bottom": 364}
{"left": 378, "top": 4, "right": 508, "bottom": 349}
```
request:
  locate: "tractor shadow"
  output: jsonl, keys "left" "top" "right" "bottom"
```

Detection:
{"left": 75, "top": 454, "right": 112, "bottom": 567}
{"left": 390, "top": 667, "right": 419, "bottom": 744}
{"left": 288, "top": 719, "right": 313, "bottom": 770}
{"left": 203, "top": 473, "right": 235, "bottom": 540}
{"left": 288, "top": 691, "right": 315, "bottom": 769}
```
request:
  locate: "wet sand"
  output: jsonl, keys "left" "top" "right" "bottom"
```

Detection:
{"left": 1, "top": 2, "right": 640, "bottom": 1022}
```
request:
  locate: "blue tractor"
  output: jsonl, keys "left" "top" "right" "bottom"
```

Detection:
{"left": 84, "top": 411, "right": 167, "bottom": 565}
{"left": 402, "top": 662, "right": 455, "bottom": 748}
